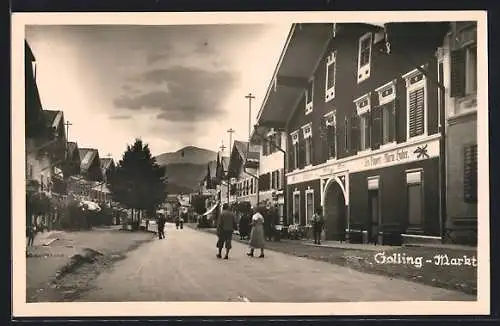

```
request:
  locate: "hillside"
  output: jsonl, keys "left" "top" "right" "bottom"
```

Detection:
{"left": 155, "top": 146, "right": 217, "bottom": 166}
{"left": 163, "top": 163, "right": 207, "bottom": 193}
{"left": 154, "top": 146, "right": 217, "bottom": 194}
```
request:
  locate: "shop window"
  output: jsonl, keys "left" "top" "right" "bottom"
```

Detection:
{"left": 305, "top": 188, "right": 314, "bottom": 226}
{"left": 406, "top": 170, "right": 424, "bottom": 229}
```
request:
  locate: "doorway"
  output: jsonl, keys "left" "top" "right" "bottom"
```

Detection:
{"left": 368, "top": 189, "right": 381, "bottom": 243}
{"left": 323, "top": 179, "right": 347, "bottom": 241}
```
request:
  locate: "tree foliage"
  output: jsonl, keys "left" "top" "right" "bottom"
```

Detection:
{"left": 108, "top": 139, "right": 167, "bottom": 220}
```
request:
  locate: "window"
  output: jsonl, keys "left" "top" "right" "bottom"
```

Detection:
{"left": 29, "top": 164, "right": 33, "bottom": 179}
{"left": 323, "top": 111, "right": 337, "bottom": 159}
{"left": 305, "top": 188, "right": 314, "bottom": 226}
{"left": 290, "top": 130, "right": 299, "bottom": 170}
{"left": 403, "top": 69, "right": 427, "bottom": 139}
{"left": 305, "top": 79, "right": 314, "bottom": 115}
{"left": 325, "top": 51, "right": 337, "bottom": 102}
{"left": 450, "top": 25, "right": 477, "bottom": 99}
{"left": 250, "top": 179, "right": 254, "bottom": 194}
{"left": 293, "top": 190, "right": 301, "bottom": 225}
{"left": 302, "top": 123, "right": 313, "bottom": 166}
{"left": 376, "top": 80, "right": 397, "bottom": 146}
{"left": 354, "top": 94, "right": 371, "bottom": 151}
{"left": 406, "top": 170, "right": 423, "bottom": 229}
{"left": 40, "top": 174, "right": 45, "bottom": 191}
{"left": 357, "top": 32, "right": 372, "bottom": 83}
{"left": 275, "top": 131, "right": 281, "bottom": 150}
{"left": 464, "top": 144, "right": 478, "bottom": 203}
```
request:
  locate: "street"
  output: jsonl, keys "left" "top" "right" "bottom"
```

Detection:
{"left": 76, "top": 223, "right": 475, "bottom": 302}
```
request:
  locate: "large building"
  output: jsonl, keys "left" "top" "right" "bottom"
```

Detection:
{"left": 440, "top": 22, "right": 478, "bottom": 245}
{"left": 257, "top": 22, "right": 451, "bottom": 244}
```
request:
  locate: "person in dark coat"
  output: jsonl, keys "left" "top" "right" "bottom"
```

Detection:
{"left": 157, "top": 215, "right": 166, "bottom": 239}
{"left": 238, "top": 212, "right": 250, "bottom": 240}
{"left": 216, "top": 203, "right": 237, "bottom": 259}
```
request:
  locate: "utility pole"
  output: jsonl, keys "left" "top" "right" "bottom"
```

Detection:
{"left": 245, "top": 93, "right": 255, "bottom": 140}
{"left": 226, "top": 128, "right": 235, "bottom": 206}
{"left": 227, "top": 128, "right": 235, "bottom": 154}
{"left": 64, "top": 121, "right": 72, "bottom": 142}
{"left": 244, "top": 92, "right": 259, "bottom": 205}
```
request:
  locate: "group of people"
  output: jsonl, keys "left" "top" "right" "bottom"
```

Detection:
{"left": 215, "top": 203, "right": 277, "bottom": 259}
{"left": 237, "top": 204, "right": 280, "bottom": 242}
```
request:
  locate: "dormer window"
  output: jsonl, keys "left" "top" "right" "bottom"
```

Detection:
{"left": 325, "top": 51, "right": 337, "bottom": 103}
{"left": 354, "top": 93, "right": 371, "bottom": 151}
{"left": 305, "top": 79, "right": 314, "bottom": 115}
{"left": 357, "top": 32, "right": 373, "bottom": 83}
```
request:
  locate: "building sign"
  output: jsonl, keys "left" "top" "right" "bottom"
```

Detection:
{"left": 288, "top": 135, "right": 439, "bottom": 185}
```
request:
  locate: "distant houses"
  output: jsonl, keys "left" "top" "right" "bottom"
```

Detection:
{"left": 25, "top": 39, "right": 117, "bottom": 230}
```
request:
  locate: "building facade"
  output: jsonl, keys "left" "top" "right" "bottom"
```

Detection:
{"left": 440, "top": 22, "right": 478, "bottom": 245}
{"left": 251, "top": 126, "right": 286, "bottom": 222}
{"left": 258, "top": 23, "right": 450, "bottom": 244}
{"left": 227, "top": 140, "right": 260, "bottom": 208}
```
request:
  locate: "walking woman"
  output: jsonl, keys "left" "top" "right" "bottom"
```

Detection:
{"left": 247, "top": 206, "right": 266, "bottom": 258}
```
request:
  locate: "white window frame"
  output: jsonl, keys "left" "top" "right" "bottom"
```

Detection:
{"left": 403, "top": 67, "right": 428, "bottom": 141}
{"left": 357, "top": 32, "right": 373, "bottom": 84}
{"left": 305, "top": 79, "right": 314, "bottom": 115}
{"left": 325, "top": 51, "right": 337, "bottom": 102}
{"left": 301, "top": 123, "right": 313, "bottom": 167}
{"left": 354, "top": 93, "right": 371, "bottom": 154}
{"left": 375, "top": 80, "right": 397, "bottom": 149}
{"left": 290, "top": 130, "right": 300, "bottom": 170}
{"left": 292, "top": 189, "right": 301, "bottom": 225}
{"left": 305, "top": 188, "right": 315, "bottom": 226}
{"left": 324, "top": 111, "right": 337, "bottom": 161}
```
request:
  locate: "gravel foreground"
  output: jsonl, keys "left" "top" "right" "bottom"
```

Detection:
{"left": 26, "top": 229, "right": 156, "bottom": 302}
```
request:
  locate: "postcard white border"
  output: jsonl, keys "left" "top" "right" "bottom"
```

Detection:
{"left": 12, "top": 10, "right": 489, "bottom": 317}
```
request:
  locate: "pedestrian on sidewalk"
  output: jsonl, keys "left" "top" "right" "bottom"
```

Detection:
{"left": 247, "top": 206, "right": 265, "bottom": 258}
{"left": 216, "top": 203, "right": 237, "bottom": 259}
{"left": 26, "top": 223, "right": 36, "bottom": 248}
{"left": 311, "top": 207, "right": 325, "bottom": 245}
{"left": 157, "top": 214, "right": 166, "bottom": 239}
{"left": 238, "top": 211, "right": 250, "bottom": 240}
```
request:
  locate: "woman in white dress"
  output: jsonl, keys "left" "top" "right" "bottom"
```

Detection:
{"left": 247, "top": 206, "right": 265, "bottom": 258}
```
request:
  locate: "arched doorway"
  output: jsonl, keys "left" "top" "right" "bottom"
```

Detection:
{"left": 323, "top": 179, "right": 347, "bottom": 241}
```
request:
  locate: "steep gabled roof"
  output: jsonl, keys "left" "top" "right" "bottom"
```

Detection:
{"left": 100, "top": 157, "right": 114, "bottom": 170}
{"left": 79, "top": 148, "right": 99, "bottom": 173}
{"left": 233, "top": 140, "right": 260, "bottom": 162}
{"left": 67, "top": 142, "right": 78, "bottom": 157}
{"left": 43, "top": 110, "right": 64, "bottom": 129}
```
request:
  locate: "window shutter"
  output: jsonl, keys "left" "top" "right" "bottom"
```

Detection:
{"left": 319, "top": 119, "right": 328, "bottom": 162}
{"left": 464, "top": 144, "right": 478, "bottom": 203}
{"left": 298, "top": 138, "right": 306, "bottom": 169}
{"left": 350, "top": 116, "right": 360, "bottom": 153}
{"left": 288, "top": 144, "right": 294, "bottom": 172}
{"left": 450, "top": 49, "right": 466, "bottom": 98}
{"left": 389, "top": 101, "right": 396, "bottom": 142}
{"left": 279, "top": 168, "right": 284, "bottom": 190}
{"left": 371, "top": 106, "right": 382, "bottom": 150}
{"left": 408, "top": 87, "right": 425, "bottom": 138}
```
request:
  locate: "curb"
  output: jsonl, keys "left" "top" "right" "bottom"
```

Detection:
{"left": 55, "top": 248, "right": 104, "bottom": 279}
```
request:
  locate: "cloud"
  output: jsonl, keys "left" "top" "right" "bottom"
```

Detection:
{"left": 109, "top": 115, "right": 132, "bottom": 120}
{"left": 113, "top": 66, "right": 239, "bottom": 122}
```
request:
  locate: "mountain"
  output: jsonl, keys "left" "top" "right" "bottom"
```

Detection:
{"left": 162, "top": 163, "right": 208, "bottom": 194}
{"left": 155, "top": 146, "right": 217, "bottom": 166}
{"left": 154, "top": 146, "right": 218, "bottom": 194}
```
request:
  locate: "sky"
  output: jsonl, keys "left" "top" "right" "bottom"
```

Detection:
{"left": 25, "top": 24, "right": 291, "bottom": 162}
